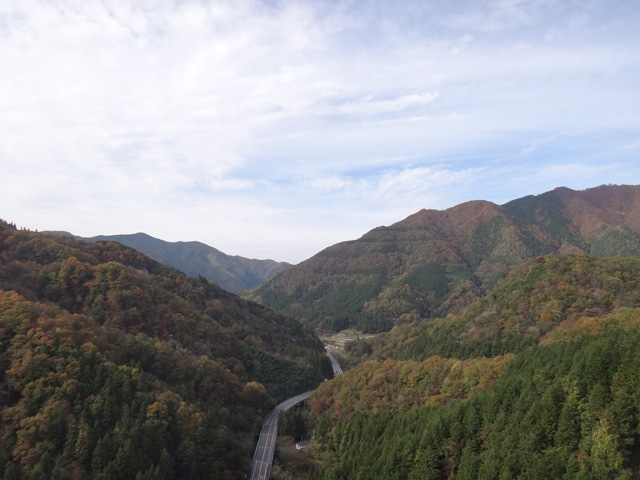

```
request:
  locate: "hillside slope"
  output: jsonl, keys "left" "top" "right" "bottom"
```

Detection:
{"left": 300, "top": 253, "right": 640, "bottom": 479}
{"left": 247, "top": 184, "right": 640, "bottom": 332}
{"left": 309, "top": 325, "right": 640, "bottom": 479}
{"left": 363, "top": 253, "right": 640, "bottom": 361}
{"left": 0, "top": 221, "right": 329, "bottom": 479}
{"left": 50, "top": 232, "right": 291, "bottom": 293}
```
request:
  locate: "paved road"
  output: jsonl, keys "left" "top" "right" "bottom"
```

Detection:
{"left": 248, "top": 390, "right": 312, "bottom": 480}
{"left": 248, "top": 351, "right": 343, "bottom": 480}
{"left": 326, "top": 349, "right": 343, "bottom": 376}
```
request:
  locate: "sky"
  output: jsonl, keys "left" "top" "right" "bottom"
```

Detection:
{"left": 1, "top": 0, "right": 639, "bottom": 264}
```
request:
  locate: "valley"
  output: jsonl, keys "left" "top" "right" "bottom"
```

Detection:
{"left": 249, "top": 350, "right": 342, "bottom": 480}
{"left": 4, "top": 2, "right": 638, "bottom": 478}
{"left": 3, "top": 185, "right": 640, "bottom": 480}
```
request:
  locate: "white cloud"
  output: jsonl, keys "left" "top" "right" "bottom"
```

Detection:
{"left": 315, "top": 92, "right": 439, "bottom": 117}
{"left": 371, "top": 166, "right": 479, "bottom": 203}
{"left": 297, "top": 174, "right": 351, "bottom": 192}
{"left": 1, "top": 0, "right": 639, "bottom": 263}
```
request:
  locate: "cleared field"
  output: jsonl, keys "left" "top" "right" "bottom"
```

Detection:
{"left": 319, "top": 330, "right": 374, "bottom": 351}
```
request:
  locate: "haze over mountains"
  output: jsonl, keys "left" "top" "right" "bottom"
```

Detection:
{"left": 247, "top": 184, "right": 640, "bottom": 332}
{"left": 48, "top": 232, "right": 291, "bottom": 294}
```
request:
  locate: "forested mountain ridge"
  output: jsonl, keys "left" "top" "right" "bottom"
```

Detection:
{"left": 368, "top": 253, "right": 640, "bottom": 361}
{"left": 0, "top": 220, "right": 330, "bottom": 479}
{"left": 300, "top": 253, "right": 640, "bottom": 479}
{"left": 48, "top": 231, "right": 291, "bottom": 293}
{"left": 246, "top": 184, "right": 640, "bottom": 332}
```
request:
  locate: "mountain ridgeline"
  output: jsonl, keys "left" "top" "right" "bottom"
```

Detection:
{"left": 0, "top": 221, "right": 330, "bottom": 480}
{"left": 49, "top": 232, "right": 291, "bottom": 293}
{"left": 247, "top": 184, "right": 640, "bottom": 332}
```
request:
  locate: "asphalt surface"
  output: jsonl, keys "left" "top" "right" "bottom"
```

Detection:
{"left": 248, "top": 390, "right": 312, "bottom": 480}
{"left": 326, "top": 350, "right": 343, "bottom": 376}
{"left": 248, "top": 351, "right": 343, "bottom": 480}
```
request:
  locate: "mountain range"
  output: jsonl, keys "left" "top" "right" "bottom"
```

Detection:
{"left": 47, "top": 231, "right": 291, "bottom": 293}
{"left": 246, "top": 184, "right": 640, "bottom": 332}
{"left": 5, "top": 183, "right": 640, "bottom": 480}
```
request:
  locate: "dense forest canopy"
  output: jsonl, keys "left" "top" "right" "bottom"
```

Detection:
{"left": 0, "top": 220, "right": 331, "bottom": 480}
{"left": 367, "top": 254, "right": 640, "bottom": 362}
{"left": 296, "top": 252, "right": 640, "bottom": 479}
{"left": 309, "top": 326, "right": 640, "bottom": 479}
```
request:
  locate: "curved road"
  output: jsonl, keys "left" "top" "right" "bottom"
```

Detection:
{"left": 248, "top": 390, "right": 312, "bottom": 480}
{"left": 248, "top": 351, "right": 343, "bottom": 480}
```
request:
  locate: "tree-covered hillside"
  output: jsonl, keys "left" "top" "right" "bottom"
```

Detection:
{"left": 368, "top": 254, "right": 640, "bottom": 361}
{"left": 50, "top": 231, "right": 291, "bottom": 293}
{"left": 309, "top": 325, "right": 640, "bottom": 479}
{"left": 299, "top": 254, "right": 640, "bottom": 479}
{"left": 0, "top": 220, "right": 330, "bottom": 480}
{"left": 247, "top": 184, "right": 640, "bottom": 333}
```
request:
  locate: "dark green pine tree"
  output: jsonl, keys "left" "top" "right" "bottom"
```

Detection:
{"left": 155, "top": 449, "right": 175, "bottom": 480}
{"left": 555, "top": 395, "right": 581, "bottom": 451}
{"left": 3, "top": 462, "right": 22, "bottom": 480}
{"left": 92, "top": 433, "right": 116, "bottom": 472}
